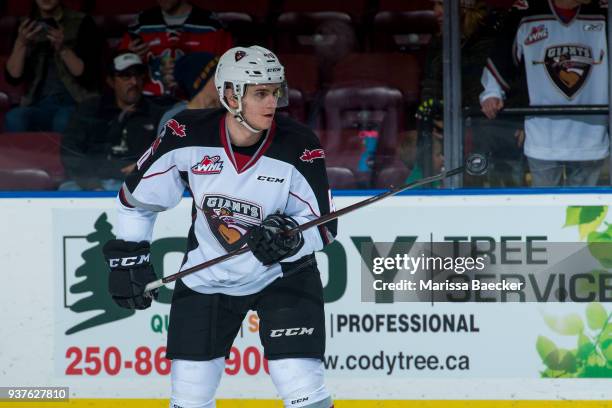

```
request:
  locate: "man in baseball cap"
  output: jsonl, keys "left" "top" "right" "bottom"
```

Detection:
{"left": 60, "top": 51, "right": 164, "bottom": 190}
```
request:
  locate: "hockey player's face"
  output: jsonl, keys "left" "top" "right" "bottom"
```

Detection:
{"left": 242, "top": 84, "right": 281, "bottom": 130}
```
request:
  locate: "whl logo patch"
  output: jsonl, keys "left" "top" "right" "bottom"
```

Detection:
{"left": 525, "top": 25, "right": 548, "bottom": 45}
{"left": 202, "top": 194, "right": 262, "bottom": 251}
{"left": 192, "top": 155, "right": 224, "bottom": 175}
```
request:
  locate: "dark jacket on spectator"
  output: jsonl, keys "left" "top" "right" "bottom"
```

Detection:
{"left": 6, "top": 8, "right": 102, "bottom": 106}
{"left": 61, "top": 94, "right": 165, "bottom": 183}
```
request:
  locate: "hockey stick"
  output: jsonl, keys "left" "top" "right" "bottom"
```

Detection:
{"left": 143, "top": 153, "right": 488, "bottom": 294}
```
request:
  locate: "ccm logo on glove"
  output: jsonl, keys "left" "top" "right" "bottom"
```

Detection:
{"left": 108, "top": 254, "right": 151, "bottom": 268}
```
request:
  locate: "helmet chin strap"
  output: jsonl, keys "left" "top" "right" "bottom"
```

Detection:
{"left": 234, "top": 111, "right": 263, "bottom": 134}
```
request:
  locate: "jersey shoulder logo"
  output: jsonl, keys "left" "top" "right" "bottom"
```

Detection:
{"left": 192, "top": 155, "right": 224, "bottom": 175}
{"left": 165, "top": 119, "right": 187, "bottom": 138}
{"left": 538, "top": 45, "right": 603, "bottom": 99}
{"left": 524, "top": 25, "right": 548, "bottom": 45}
{"left": 201, "top": 194, "right": 262, "bottom": 252}
{"left": 300, "top": 148, "right": 325, "bottom": 163}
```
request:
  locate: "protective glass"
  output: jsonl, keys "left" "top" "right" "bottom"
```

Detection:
{"left": 243, "top": 81, "right": 289, "bottom": 108}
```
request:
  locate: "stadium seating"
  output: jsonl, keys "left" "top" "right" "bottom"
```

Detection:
{"left": 326, "top": 166, "right": 358, "bottom": 189}
{"left": 372, "top": 164, "right": 410, "bottom": 189}
{"left": 276, "top": 53, "right": 320, "bottom": 98}
{"left": 323, "top": 86, "right": 404, "bottom": 187}
{"left": 0, "top": 168, "right": 55, "bottom": 190}
{"left": 280, "top": 0, "right": 368, "bottom": 22}
{"left": 368, "top": 11, "right": 437, "bottom": 52}
{"left": 377, "top": 0, "right": 432, "bottom": 12}
{"left": 330, "top": 53, "right": 422, "bottom": 105}
{"left": 277, "top": 88, "right": 306, "bottom": 124}
{"left": 0, "top": 132, "right": 65, "bottom": 190}
{"left": 273, "top": 12, "right": 353, "bottom": 54}
{"left": 193, "top": 0, "right": 271, "bottom": 22}
{"left": 91, "top": 0, "right": 156, "bottom": 15}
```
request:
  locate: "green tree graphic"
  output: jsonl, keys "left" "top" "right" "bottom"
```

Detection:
{"left": 535, "top": 206, "right": 612, "bottom": 377}
{"left": 65, "top": 213, "right": 134, "bottom": 335}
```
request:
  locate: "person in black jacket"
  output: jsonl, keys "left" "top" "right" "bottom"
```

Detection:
{"left": 59, "top": 52, "right": 164, "bottom": 190}
{"left": 4, "top": 0, "right": 102, "bottom": 132}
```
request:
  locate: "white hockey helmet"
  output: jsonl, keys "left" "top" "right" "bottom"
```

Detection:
{"left": 215, "top": 46, "right": 289, "bottom": 132}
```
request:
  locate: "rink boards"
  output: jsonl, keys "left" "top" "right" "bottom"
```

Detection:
{"left": 1, "top": 191, "right": 611, "bottom": 405}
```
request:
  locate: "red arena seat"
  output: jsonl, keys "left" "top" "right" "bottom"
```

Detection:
{"left": 192, "top": 0, "right": 271, "bottom": 22}
{"left": 326, "top": 166, "right": 358, "bottom": 189}
{"left": 273, "top": 12, "right": 354, "bottom": 54}
{"left": 0, "top": 132, "right": 65, "bottom": 189}
{"left": 369, "top": 11, "right": 437, "bottom": 52}
{"left": 330, "top": 53, "right": 422, "bottom": 105}
{"left": 323, "top": 86, "right": 404, "bottom": 187}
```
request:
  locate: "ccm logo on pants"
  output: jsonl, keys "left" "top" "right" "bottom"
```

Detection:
{"left": 270, "top": 327, "right": 314, "bottom": 337}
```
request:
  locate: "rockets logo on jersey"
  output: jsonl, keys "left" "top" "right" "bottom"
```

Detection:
{"left": 541, "top": 45, "right": 596, "bottom": 98}
{"left": 300, "top": 148, "right": 325, "bottom": 163}
{"left": 192, "top": 155, "right": 224, "bottom": 175}
{"left": 165, "top": 119, "right": 187, "bottom": 138}
{"left": 202, "top": 194, "right": 262, "bottom": 251}
{"left": 524, "top": 25, "right": 548, "bottom": 45}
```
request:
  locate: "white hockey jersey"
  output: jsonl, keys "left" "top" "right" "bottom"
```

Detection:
{"left": 115, "top": 109, "right": 337, "bottom": 296}
{"left": 481, "top": 0, "right": 609, "bottom": 161}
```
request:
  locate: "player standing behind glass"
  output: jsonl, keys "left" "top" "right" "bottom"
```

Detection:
{"left": 102, "top": 45, "right": 337, "bottom": 408}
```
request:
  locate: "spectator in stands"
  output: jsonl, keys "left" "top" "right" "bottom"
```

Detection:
{"left": 119, "top": 0, "right": 232, "bottom": 100}
{"left": 4, "top": 0, "right": 102, "bottom": 133}
{"left": 480, "top": 0, "right": 608, "bottom": 187}
{"left": 411, "top": 0, "right": 524, "bottom": 187}
{"left": 59, "top": 52, "right": 164, "bottom": 191}
{"left": 156, "top": 52, "right": 220, "bottom": 134}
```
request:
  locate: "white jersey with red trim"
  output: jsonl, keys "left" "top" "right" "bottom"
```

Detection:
{"left": 115, "top": 108, "right": 337, "bottom": 296}
{"left": 481, "top": 0, "right": 609, "bottom": 161}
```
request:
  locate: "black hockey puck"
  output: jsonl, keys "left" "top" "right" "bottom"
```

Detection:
{"left": 465, "top": 153, "right": 488, "bottom": 176}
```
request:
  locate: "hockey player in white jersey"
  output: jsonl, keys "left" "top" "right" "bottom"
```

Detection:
{"left": 480, "top": 0, "right": 608, "bottom": 186}
{"left": 102, "top": 45, "right": 337, "bottom": 408}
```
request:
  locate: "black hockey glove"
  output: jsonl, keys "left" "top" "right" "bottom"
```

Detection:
{"left": 102, "top": 239, "right": 158, "bottom": 310}
{"left": 247, "top": 214, "right": 304, "bottom": 266}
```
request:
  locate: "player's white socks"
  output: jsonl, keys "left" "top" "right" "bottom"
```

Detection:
{"left": 169, "top": 358, "right": 225, "bottom": 408}
{"left": 169, "top": 357, "right": 332, "bottom": 408}
{"left": 268, "top": 358, "right": 333, "bottom": 408}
